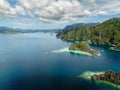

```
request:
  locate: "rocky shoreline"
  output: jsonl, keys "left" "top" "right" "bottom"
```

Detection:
{"left": 91, "top": 71, "right": 120, "bottom": 85}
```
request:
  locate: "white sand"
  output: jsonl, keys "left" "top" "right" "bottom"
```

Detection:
{"left": 51, "top": 47, "right": 93, "bottom": 56}
{"left": 51, "top": 47, "right": 101, "bottom": 56}
{"left": 79, "top": 71, "right": 104, "bottom": 79}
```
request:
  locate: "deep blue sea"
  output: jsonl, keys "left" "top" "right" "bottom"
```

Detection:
{"left": 0, "top": 32, "right": 120, "bottom": 90}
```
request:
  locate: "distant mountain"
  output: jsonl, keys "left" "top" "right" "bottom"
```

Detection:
{"left": 0, "top": 27, "right": 17, "bottom": 33}
{"left": 57, "top": 23, "right": 99, "bottom": 37}
{"left": 60, "top": 23, "right": 99, "bottom": 33}
{"left": 0, "top": 27, "right": 60, "bottom": 34}
{"left": 57, "top": 18, "right": 120, "bottom": 50}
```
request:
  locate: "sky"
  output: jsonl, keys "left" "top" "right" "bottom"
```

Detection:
{"left": 0, "top": 0, "right": 120, "bottom": 29}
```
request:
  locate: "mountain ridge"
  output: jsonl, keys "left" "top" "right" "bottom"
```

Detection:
{"left": 0, "top": 26, "right": 60, "bottom": 33}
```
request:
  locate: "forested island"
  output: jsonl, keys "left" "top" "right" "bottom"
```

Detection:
{"left": 91, "top": 71, "right": 120, "bottom": 85}
{"left": 80, "top": 71, "right": 120, "bottom": 89}
{"left": 69, "top": 42, "right": 100, "bottom": 56}
{"left": 57, "top": 18, "right": 120, "bottom": 50}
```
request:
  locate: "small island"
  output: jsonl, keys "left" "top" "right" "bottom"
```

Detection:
{"left": 79, "top": 71, "right": 120, "bottom": 89}
{"left": 51, "top": 42, "right": 100, "bottom": 57}
{"left": 69, "top": 42, "right": 100, "bottom": 56}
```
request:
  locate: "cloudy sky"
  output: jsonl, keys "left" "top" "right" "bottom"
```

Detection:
{"left": 0, "top": 0, "right": 120, "bottom": 29}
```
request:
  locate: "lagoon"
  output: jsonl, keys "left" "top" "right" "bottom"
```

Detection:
{"left": 0, "top": 32, "right": 120, "bottom": 90}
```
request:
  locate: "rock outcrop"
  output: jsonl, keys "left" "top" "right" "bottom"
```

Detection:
{"left": 91, "top": 71, "right": 120, "bottom": 85}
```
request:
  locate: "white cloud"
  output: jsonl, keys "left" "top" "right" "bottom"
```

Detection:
{"left": 0, "top": 0, "right": 120, "bottom": 23}
{"left": 0, "top": 0, "right": 25, "bottom": 19}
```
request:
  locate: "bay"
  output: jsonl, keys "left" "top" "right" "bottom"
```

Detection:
{"left": 0, "top": 32, "right": 120, "bottom": 90}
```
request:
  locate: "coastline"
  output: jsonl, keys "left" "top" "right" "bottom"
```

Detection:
{"left": 110, "top": 47, "right": 120, "bottom": 51}
{"left": 79, "top": 71, "right": 120, "bottom": 89}
{"left": 51, "top": 47, "right": 101, "bottom": 57}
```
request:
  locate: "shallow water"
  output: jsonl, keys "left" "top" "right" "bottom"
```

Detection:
{"left": 0, "top": 33, "right": 120, "bottom": 90}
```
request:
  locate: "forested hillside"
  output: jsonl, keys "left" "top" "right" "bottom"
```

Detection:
{"left": 57, "top": 18, "right": 120, "bottom": 49}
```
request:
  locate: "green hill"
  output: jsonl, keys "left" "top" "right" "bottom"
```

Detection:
{"left": 57, "top": 18, "right": 120, "bottom": 50}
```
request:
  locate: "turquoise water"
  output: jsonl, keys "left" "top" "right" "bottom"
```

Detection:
{"left": 0, "top": 33, "right": 120, "bottom": 90}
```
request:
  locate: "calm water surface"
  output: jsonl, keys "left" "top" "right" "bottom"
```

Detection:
{"left": 0, "top": 33, "right": 120, "bottom": 90}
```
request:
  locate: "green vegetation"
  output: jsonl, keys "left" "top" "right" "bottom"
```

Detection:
{"left": 57, "top": 18, "right": 120, "bottom": 50}
{"left": 69, "top": 42, "right": 100, "bottom": 56}
{"left": 51, "top": 47, "right": 93, "bottom": 56}
{"left": 51, "top": 42, "right": 100, "bottom": 57}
